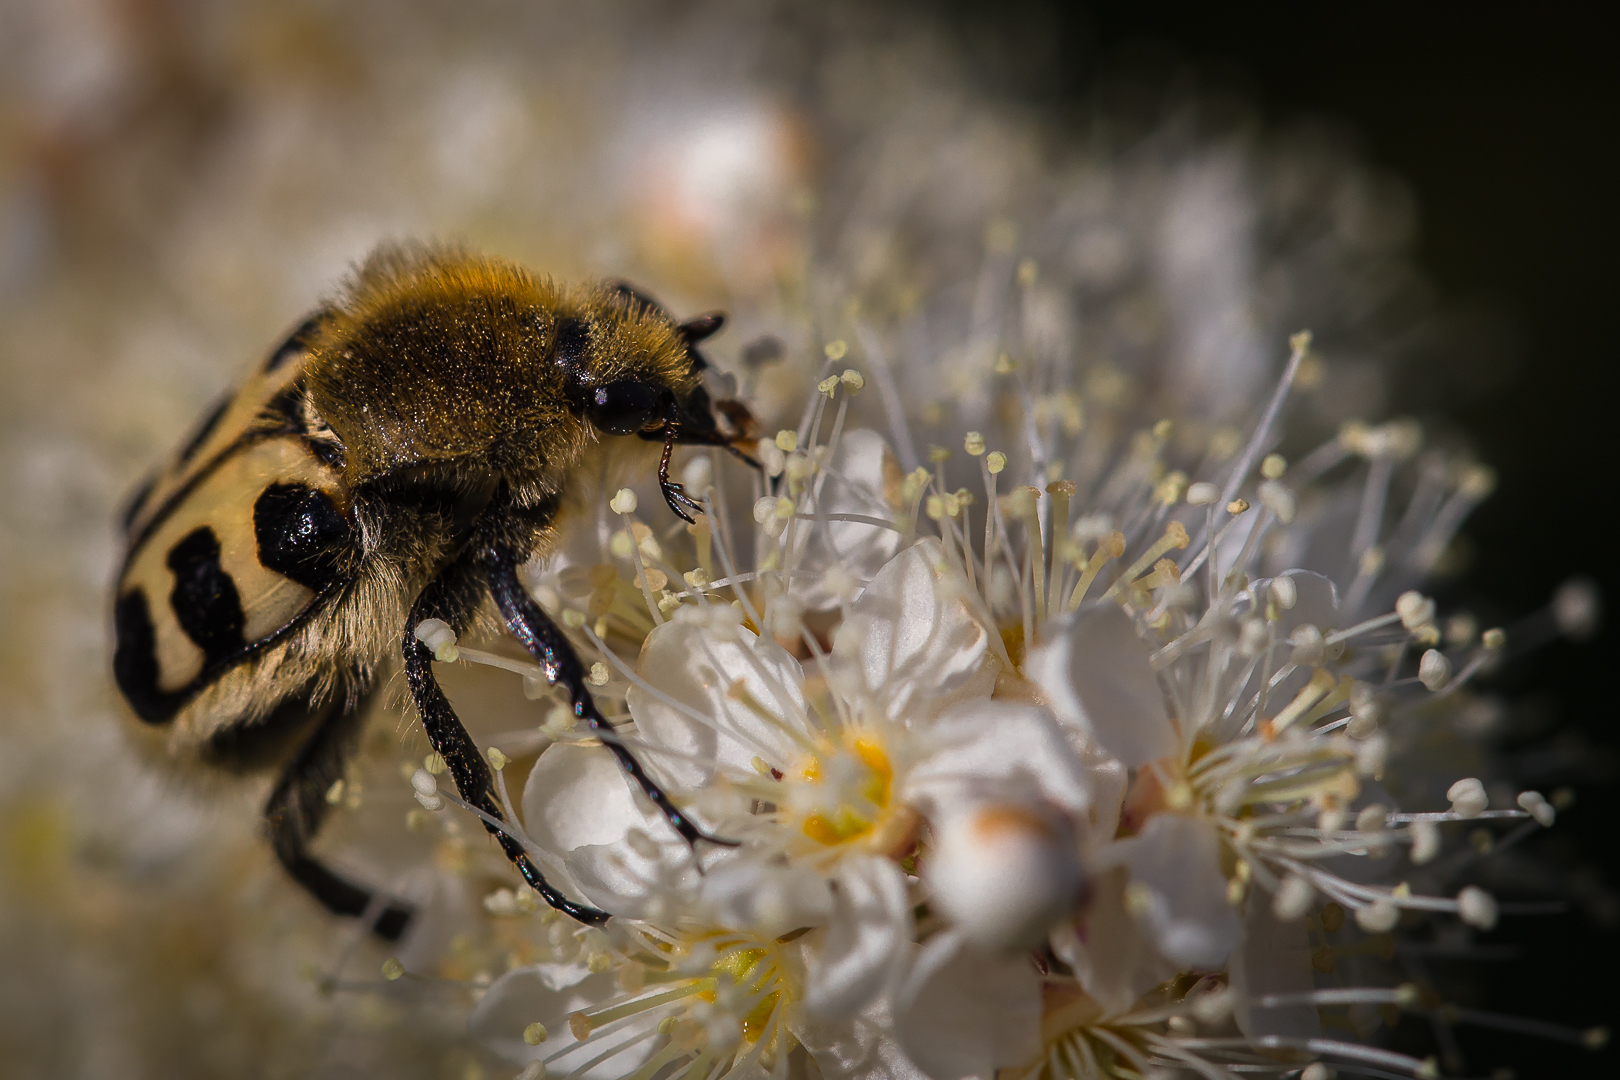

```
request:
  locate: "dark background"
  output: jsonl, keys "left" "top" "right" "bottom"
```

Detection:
{"left": 924, "top": 3, "right": 1617, "bottom": 1077}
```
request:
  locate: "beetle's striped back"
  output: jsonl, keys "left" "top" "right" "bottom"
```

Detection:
{"left": 114, "top": 314, "right": 357, "bottom": 724}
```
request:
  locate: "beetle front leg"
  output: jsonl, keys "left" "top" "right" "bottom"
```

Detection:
{"left": 482, "top": 543, "right": 736, "bottom": 852}
{"left": 403, "top": 569, "right": 611, "bottom": 926}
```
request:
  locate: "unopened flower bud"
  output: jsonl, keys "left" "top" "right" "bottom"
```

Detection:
{"left": 926, "top": 802, "right": 1083, "bottom": 952}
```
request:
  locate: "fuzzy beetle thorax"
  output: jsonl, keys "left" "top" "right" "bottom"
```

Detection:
{"left": 304, "top": 246, "right": 696, "bottom": 491}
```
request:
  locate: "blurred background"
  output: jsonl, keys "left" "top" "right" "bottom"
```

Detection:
{"left": 0, "top": 1, "right": 1612, "bottom": 1077}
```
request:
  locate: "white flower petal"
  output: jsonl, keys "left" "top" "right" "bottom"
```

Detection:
{"left": 466, "top": 966, "right": 618, "bottom": 1064}
{"left": 785, "top": 428, "right": 903, "bottom": 610}
{"left": 522, "top": 742, "right": 650, "bottom": 854}
{"left": 564, "top": 840, "right": 700, "bottom": 920}
{"left": 806, "top": 854, "right": 913, "bottom": 1018}
{"left": 1025, "top": 606, "right": 1176, "bottom": 767}
{"left": 903, "top": 701, "right": 1096, "bottom": 823}
{"left": 1073, "top": 732, "right": 1128, "bottom": 843}
{"left": 519, "top": 742, "right": 650, "bottom": 902}
{"left": 833, "top": 538, "right": 994, "bottom": 724}
{"left": 523, "top": 742, "right": 686, "bottom": 915}
{"left": 1098, "top": 813, "right": 1239, "bottom": 970}
{"left": 792, "top": 977, "right": 932, "bottom": 1080}
{"left": 628, "top": 615, "right": 809, "bottom": 786}
{"left": 1231, "top": 894, "right": 1322, "bottom": 1042}
{"left": 1050, "top": 868, "right": 1179, "bottom": 1016}
{"left": 697, "top": 857, "right": 832, "bottom": 939}
{"left": 893, "top": 930, "right": 1042, "bottom": 1080}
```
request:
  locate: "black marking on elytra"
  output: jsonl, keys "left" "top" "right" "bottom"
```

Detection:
{"left": 553, "top": 316, "right": 590, "bottom": 375}
{"left": 263, "top": 312, "right": 329, "bottom": 373}
{"left": 113, "top": 589, "right": 183, "bottom": 724}
{"left": 167, "top": 526, "right": 246, "bottom": 662}
{"left": 263, "top": 383, "right": 306, "bottom": 429}
{"left": 304, "top": 436, "right": 345, "bottom": 469}
{"left": 261, "top": 381, "right": 345, "bottom": 467}
{"left": 120, "top": 473, "right": 157, "bottom": 534}
{"left": 254, "top": 483, "right": 353, "bottom": 592}
{"left": 123, "top": 373, "right": 322, "bottom": 565}
{"left": 178, "top": 394, "right": 234, "bottom": 466}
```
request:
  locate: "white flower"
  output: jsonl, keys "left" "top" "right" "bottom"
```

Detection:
{"left": 892, "top": 930, "right": 1043, "bottom": 1080}
{"left": 925, "top": 799, "right": 1084, "bottom": 952}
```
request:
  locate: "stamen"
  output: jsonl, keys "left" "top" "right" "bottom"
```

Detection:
{"left": 1045, "top": 480, "right": 1075, "bottom": 614}
{"left": 1065, "top": 530, "right": 1124, "bottom": 612}
{"left": 1101, "top": 521, "right": 1190, "bottom": 602}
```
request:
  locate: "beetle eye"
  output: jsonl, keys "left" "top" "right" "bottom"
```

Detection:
{"left": 587, "top": 381, "right": 662, "bottom": 435}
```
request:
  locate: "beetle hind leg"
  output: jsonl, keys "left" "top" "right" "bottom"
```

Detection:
{"left": 261, "top": 690, "right": 414, "bottom": 940}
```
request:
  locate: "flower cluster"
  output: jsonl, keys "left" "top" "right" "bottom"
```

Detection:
{"left": 379, "top": 319, "right": 1598, "bottom": 1079}
{"left": 2, "top": 3, "right": 1605, "bottom": 1078}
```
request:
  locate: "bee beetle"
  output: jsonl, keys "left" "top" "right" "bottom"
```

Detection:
{"left": 113, "top": 244, "right": 754, "bottom": 939}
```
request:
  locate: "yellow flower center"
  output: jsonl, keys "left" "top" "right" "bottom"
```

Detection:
{"left": 797, "top": 732, "right": 893, "bottom": 846}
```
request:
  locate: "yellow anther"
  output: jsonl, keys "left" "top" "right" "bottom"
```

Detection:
{"left": 775, "top": 430, "right": 798, "bottom": 452}
{"left": 823, "top": 339, "right": 848, "bottom": 360}
{"left": 964, "top": 431, "right": 986, "bottom": 456}
{"left": 986, "top": 451, "right": 1007, "bottom": 474}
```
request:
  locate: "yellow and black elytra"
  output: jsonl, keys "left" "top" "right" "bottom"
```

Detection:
{"left": 114, "top": 244, "right": 754, "bottom": 938}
